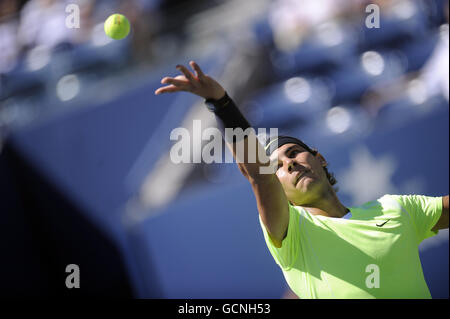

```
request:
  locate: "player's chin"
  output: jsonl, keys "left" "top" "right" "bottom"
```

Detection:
{"left": 295, "top": 175, "right": 314, "bottom": 189}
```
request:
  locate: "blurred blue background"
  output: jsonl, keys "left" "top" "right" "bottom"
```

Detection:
{"left": 0, "top": 0, "right": 448, "bottom": 298}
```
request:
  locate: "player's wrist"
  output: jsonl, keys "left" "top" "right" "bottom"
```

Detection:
{"left": 204, "top": 92, "right": 251, "bottom": 133}
{"left": 205, "top": 88, "right": 226, "bottom": 101}
{"left": 205, "top": 91, "right": 230, "bottom": 112}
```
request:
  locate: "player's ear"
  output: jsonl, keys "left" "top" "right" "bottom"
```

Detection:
{"left": 315, "top": 152, "right": 328, "bottom": 167}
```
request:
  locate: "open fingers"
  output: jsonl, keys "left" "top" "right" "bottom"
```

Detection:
{"left": 176, "top": 64, "right": 195, "bottom": 82}
{"left": 189, "top": 61, "right": 205, "bottom": 79}
{"left": 154, "top": 84, "right": 183, "bottom": 95}
{"left": 155, "top": 62, "right": 206, "bottom": 95}
{"left": 161, "top": 76, "right": 190, "bottom": 88}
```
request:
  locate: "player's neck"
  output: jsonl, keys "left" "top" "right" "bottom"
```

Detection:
{"left": 301, "top": 190, "right": 349, "bottom": 218}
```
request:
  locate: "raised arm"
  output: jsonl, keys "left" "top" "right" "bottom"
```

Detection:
{"left": 155, "top": 61, "right": 289, "bottom": 247}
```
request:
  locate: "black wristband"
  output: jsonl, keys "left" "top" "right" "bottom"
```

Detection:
{"left": 204, "top": 92, "right": 251, "bottom": 131}
{"left": 205, "top": 92, "right": 232, "bottom": 112}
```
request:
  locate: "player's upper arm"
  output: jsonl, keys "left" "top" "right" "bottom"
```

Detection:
{"left": 249, "top": 174, "right": 289, "bottom": 248}
{"left": 225, "top": 132, "right": 289, "bottom": 248}
{"left": 259, "top": 204, "right": 301, "bottom": 269}
{"left": 432, "top": 195, "right": 449, "bottom": 232}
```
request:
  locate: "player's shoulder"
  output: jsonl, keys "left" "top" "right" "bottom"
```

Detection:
{"left": 353, "top": 194, "right": 405, "bottom": 216}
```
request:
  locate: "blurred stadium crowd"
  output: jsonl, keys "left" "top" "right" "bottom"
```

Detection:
{"left": 0, "top": 0, "right": 219, "bottom": 143}
{"left": 0, "top": 0, "right": 448, "bottom": 147}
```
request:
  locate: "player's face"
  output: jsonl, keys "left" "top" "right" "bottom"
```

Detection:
{"left": 271, "top": 143, "right": 329, "bottom": 205}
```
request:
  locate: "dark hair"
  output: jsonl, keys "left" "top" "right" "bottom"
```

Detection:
{"left": 263, "top": 135, "right": 338, "bottom": 190}
{"left": 307, "top": 147, "right": 338, "bottom": 189}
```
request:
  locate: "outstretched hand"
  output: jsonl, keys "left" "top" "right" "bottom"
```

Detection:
{"left": 154, "top": 61, "right": 226, "bottom": 101}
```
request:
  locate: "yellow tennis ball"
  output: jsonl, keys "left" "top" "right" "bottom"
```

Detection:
{"left": 104, "top": 14, "right": 130, "bottom": 40}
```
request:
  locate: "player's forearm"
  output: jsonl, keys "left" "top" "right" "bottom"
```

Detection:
{"left": 227, "top": 135, "right": 273, "bottom": 181}
{"left": 208, "top": 94, "right": 274, "bottom": 181}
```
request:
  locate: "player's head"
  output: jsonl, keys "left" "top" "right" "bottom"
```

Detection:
{"left": 264, "top": 135, "right": 337, "bottom": 206}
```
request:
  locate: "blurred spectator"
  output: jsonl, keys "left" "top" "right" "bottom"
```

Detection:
{"left": 0, "top": 0, "right": 21, "bottom": 73}
{"left": 267, "top": 0, "right": 369, "bottom": 52}
{"left": 117, "top": 0, "right": 161, "bottom": 64}
{"left": 266, "top": 0, "right": 425, "bottom": 53}
{"left": 71, "top": 0, "right": 97, "bottom": 44}
{"left": 420, "top": 6, "right": 449, "bottom": 100}
{"left": 17, "top": 0, "right": 73, "bottom": 51}
{"left": 362, "top": 1, "right": 449, "bottom": 112}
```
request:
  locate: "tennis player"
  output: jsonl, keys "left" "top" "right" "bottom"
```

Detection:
{"left": 155, "top": 61, "right": 449, "bottom": 299}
